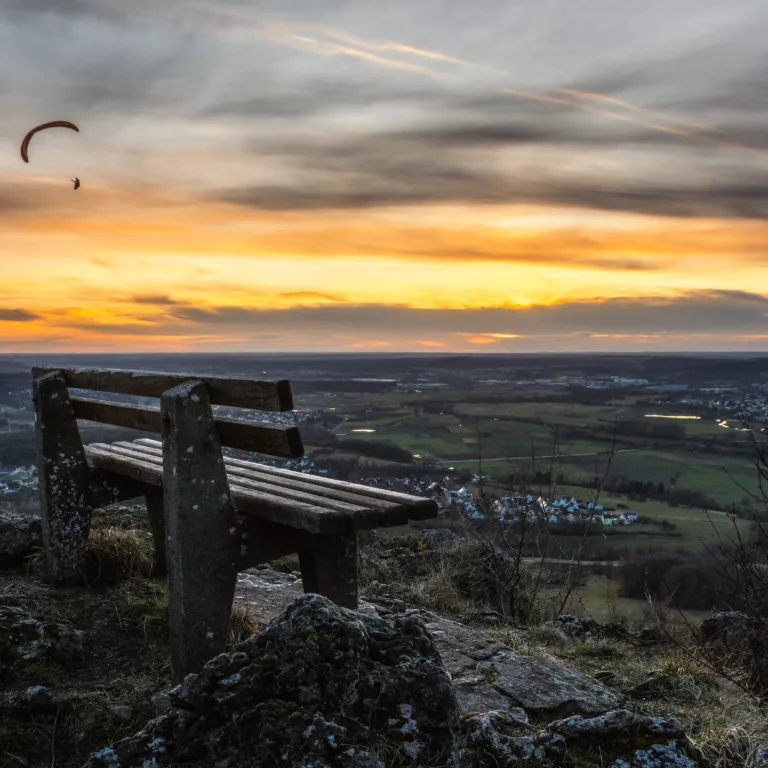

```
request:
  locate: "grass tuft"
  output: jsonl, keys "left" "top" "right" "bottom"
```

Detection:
{"left": 27, "top": 527, "right": 154, "bottom": 585}
{"left": 229, "top": 603, "right": 262, "bottom": 647}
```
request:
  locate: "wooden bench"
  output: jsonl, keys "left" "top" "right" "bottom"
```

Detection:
{"left": 31, "top": 367, "right": 438, "bottom": 679}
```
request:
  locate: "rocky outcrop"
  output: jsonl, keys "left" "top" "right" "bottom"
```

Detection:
{"left": 236, "top": 569, "right": 621, "bottom": 719}
{"left": 544, "top": 614, "right": 603, "bottom": 638}
{"left": 416, "top": 609, "right": 622, "bottom": 718}
{"left": 700, "top": 611, "right": 757, "bottom": 644}
{"left": 88, "top": 594, "right": 461, "bottom": 767}
{"left": 460, "top": 708, "right": 696, "bottom": 767}
{"left": 0, "top": 604, "right": 86, "bottom": 681}
{"left": 86, "top": 590, "right": 700, "bottom": 767}
{"left": 699, "top": 610, "right": 768, "bottom": 694}
{"left": 0, "top": 512, "right": 41, "bottom": 563}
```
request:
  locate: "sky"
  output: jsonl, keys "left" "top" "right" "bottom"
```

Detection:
{"left": 2, "top": 0, "right": 768, "bottom": 353}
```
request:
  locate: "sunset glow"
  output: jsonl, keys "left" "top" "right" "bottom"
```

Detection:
{"left": 3, "top": 0, "right": 767, "bottom": 352}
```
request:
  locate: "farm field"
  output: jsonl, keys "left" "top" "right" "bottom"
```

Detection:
{"left": 295, "top": 384, "right": 763, "bottom": 558}
{"left": 568, "top": 573, "right": 711, "bottom": 625}
{"left": 551, "top": 484, "right": 752, "bottom": 549}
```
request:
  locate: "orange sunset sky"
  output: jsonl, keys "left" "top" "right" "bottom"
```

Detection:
{"left": 2, "top": 0, "right": 768, "bottom": 353}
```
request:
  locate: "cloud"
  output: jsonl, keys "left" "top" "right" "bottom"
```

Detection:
{"left": 201, "top": 109, "right": 768, "bottom": 218}
{"left": 47, "top": 289, "right": 768, "bottom": 338}
{"left": 0, "top": 309, "right": 40, "bottom": 321}
{"left": 277, "top": 291, "right": 347, "bottom": 303}
{"left": 211, "top": 167, "right": 768, "bottom": 220}
{"left": 129, "top": 294, "right": 182, "bottom": 305}
{"left": 3, "top": 0, "right": 767, "bottom": 223}
{"left": 9, "top": 289, "right": 768, "bottom": 351}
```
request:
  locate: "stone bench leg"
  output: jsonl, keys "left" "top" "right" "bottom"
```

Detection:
{"left": 161, "top": 380, "right": 239, "bottom": 681}
{"left": 32, "top": 371, "right": 93, "bottom": 585}
{"left": 299, "top": 530, "right": 358, "bottom": 609}
{"left": 144, "top": 485, "right": 167, "bottom": 577}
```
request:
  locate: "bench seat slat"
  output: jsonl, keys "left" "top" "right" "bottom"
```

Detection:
{"left": 134, "top": 438, "right": 437, "bottom": 520}
{"left": 32, "top": 366, "right": 293, "bottom": 411}
{"left": 109, "top": 441, "right": 409, "bottom": 527}
{"left": 85, "top": 445, "right": 347, "bottom": 534}
{"left": 89, "top": 442, "right": 380, "bottom": 524}
{"left": 71, "top": 396, "right": 303, "bottom": 458}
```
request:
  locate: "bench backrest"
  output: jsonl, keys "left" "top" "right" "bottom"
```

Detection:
{"left": 31, "top": 366, "right": 304, "bottom": 459}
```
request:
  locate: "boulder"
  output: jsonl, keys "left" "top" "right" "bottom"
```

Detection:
{"left": 0, "top": 605, "right": 86, "bottom": 680}
{"left": 459, "top": 709, "right": 698, "bottom": 768}
{"left": 86, "top": 594, "right": 461, "bottom": 767}
{"left": 544, "top": 613, "right": 603, "bottom": 638}
{"left": 0, "top": 512, "right": 42, "bottom": 563}
{"left": 85, "top": 590, "right": 699, "bottom": 768}
{"left": 546, "top": 709, "right": 686, "bottom": 742}
{"left": 700, "top": 611, "right": 756, "bottom": 644}
{"left": 235, "top": 568, "right": 621, "bottom": 719}
{"left": 608, "top": 742, "right": 699, "bottom": 767}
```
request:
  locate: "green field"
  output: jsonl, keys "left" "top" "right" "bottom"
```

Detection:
{"left": 296, "top": 387, "right": 764, "bottom": 550}
{"left": 551, "top": 484, "right": 752, "bottom": 548}
{"left": 569, "top": 573, "right": 711, "bottom": 624}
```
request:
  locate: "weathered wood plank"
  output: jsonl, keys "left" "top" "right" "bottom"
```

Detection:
{"left": 299, "top": 531, "right": 358, "bottom": 609}
{"left": 71, "top": 396, "right": 303, "bottom": 458}
{"left": 161, "top": 379, "right": 239, "bottom": 681}
{"left": 134, "top": 438, "right": 438, "bottom": 519}
{"left": 32, "top": 371, "right": 93, "bottom": 585}
{"left": 84, "top": 444, "right": 347, "bottom": 534}
{"left": 85, "top": 445, "right": 163, "bottom": 486}
{"left": 31, "top": 366, "right": 294, "bottom": 411}
{"left": 112, "top": 440, "right": 401, "bottom": 528}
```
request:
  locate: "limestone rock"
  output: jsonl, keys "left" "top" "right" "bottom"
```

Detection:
{"left": 235, "top": 568, "right": 621, "bottom": 719}
{"left": 544, "top": 613, "right": 603, "bottom": 638}
{"left": 416, "top": 609, "right": 621, "bottom": 717}
{"left": 0, "top": 513, "right": 42, "bottom": 563}
{"left": 86, "top": 594, "right": 461, "bottom": 767}
{"left": 547, "top": 709, "right": 686, "bottom": 742}
{"left": 0, "top": 605, "right": 86, "bottom": 680}
{"left": 700, "top": 611, "right": 756, "bottom": 644}
{"left": 609, "top": 741, "right": 699, "bottom": 767}
{"left": 84, "top": 584, "right": 699, "bottom": 768}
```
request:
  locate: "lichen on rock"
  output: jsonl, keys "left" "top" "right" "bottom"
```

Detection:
{"left": 0, "top": 512, "right": 42, "bottom": 563}
{"left": 84, "top": 592, "right": 701, "bottom": 768}
{"left": 86, "top": 594, "right": 461, "bottom": 767}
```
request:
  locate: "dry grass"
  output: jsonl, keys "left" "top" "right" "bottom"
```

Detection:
{"left": 268, "top": 554, "right": 301, "bottom": 574}
{"left": 0, "top": 566, "right": 173, "bottom": 767}
{"left": 490, "top": 620, "right": 768, "bottom": 767}
{"left": 229, "top": 603, "right": 262, "bottom": 647}
{"left": 0, "top": 565, "right": 270, "bottom": 767}
{"left": 27, "top": 527, "right": 154, "bottom": 585}
{"left": 405, "top": 561, "right": 484, "bottom": 617}
{"left": 84, "top": 528, "right": 154, "bottom": 583}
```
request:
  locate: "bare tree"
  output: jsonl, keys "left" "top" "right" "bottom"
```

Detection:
{"left": 456, "top": 421, "right": 621, "bottom": 625}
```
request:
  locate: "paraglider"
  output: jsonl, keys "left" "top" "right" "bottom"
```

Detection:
{"left": 20, "top": 121, "right": 79, "bottom": 163}
{"left": 20, "top": 121, "right": 81, "bottom": 189}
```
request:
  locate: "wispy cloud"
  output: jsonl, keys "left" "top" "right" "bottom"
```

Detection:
{"left": 0, "top": 309, "right": 40, "bottom": 322}
{"left": 5, "top": 289, "right": 768, "bottom": 351}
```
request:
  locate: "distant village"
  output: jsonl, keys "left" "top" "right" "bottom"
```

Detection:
{"left": 273, "top": 455, "right": 639, "bottom": 527}
{"left": 3, "top": 377, "right": 767, "bottom": 522}
{"left": 0, "top": 465, "right": 37, "bottom": 497}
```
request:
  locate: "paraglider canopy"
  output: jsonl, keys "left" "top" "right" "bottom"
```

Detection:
{"left": 20, "top": 121, "right": 79, "bottom": 163}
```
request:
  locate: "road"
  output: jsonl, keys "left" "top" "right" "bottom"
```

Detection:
{"left": 440, "top": 446, "right": 657, "bottom": 464}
